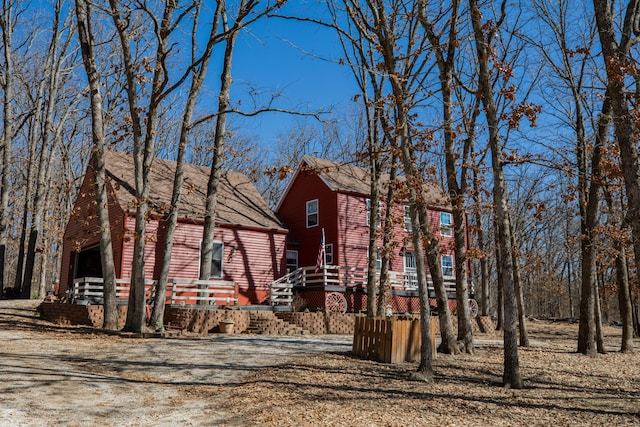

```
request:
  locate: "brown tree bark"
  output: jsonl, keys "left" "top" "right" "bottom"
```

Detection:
{"left": 75, "top": 0, "right": 118, "bottom": 329}
{"left": 616, "top": 245, "right": 635, "bottom": 352}
{"left": 0, "top": 0, "right": 15, "bottom": 298}
{"left": 150, "top": 2, "right": 223, "bottom": 328}
{"left": 469, "top": 0, "right": 522, "bottom": 388}
{"left": 408, "top": 204, "right": 434, "bottom": 380}
{"left": 591, "top": 0, "right": 640, "bottom": 353}
{"left": 200, "top": 3, "right": 246, "bottom": 280}
{"left": 509, "top": 215, "right": 529, "bottom": 347}
{"left": 108, "top": 0, "right": 176, "bottom": 332}
{"left": 419, "top": 0, "right": 474, "bottom": 354}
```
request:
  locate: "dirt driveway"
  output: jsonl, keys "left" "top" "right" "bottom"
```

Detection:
{"left": 0, "top": 299, "right": 351, "bottom": 426}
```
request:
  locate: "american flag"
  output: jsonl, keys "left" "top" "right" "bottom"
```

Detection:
{"left": 315, "top": 230, "right": 325, "bottom": 273}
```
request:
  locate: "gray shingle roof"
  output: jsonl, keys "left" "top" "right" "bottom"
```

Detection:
{"left": 300, "top": 156, "right": 450, "bottom": 208}
{"left": 103, "top": 151, "right": 286, "bottom": 230}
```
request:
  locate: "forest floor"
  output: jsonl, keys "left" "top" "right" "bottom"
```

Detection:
{"left": 0, "top": 299, "right": 638, "bottom": 426}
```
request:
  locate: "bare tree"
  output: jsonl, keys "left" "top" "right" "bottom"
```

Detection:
{"left": 590, "top": 0, "right": 640, "bottom": 351}
{"left": 75, "top": 0, "right": 119, "bottom": 329}
{"left": 468, "top": 0, "right": 522, "bottom": 388}
{"left": 149, "top": 1, "right": 223, "bottom": 328}
{"left": 419, "top": 0, "right": 475, "bottom": 353}
{"left": 0, "top": 0, "right": 17, "bottom": 297}
{"left": 200, "top": 0, "right": 287, "bottom": 280}
{"left": 19, "top": 1, "right": 81, "bottom": 299}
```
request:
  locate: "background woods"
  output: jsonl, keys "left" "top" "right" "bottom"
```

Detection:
{"left": 0, "top": 0, "right": 639, "bottom": 368}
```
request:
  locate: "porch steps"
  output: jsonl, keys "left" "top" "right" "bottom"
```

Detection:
{"left": 244, "top": 311, "right": 310, "bottom": 336}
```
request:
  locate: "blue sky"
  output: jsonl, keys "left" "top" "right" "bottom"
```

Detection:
{"left": 228, "top": 6, "right": 357, "bottom": 147}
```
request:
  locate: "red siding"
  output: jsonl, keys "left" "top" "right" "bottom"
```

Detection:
{"left": 277, "top": 166, "right": 460, "bottom": 281}
{"left": 60, "top": 164, "right": 287, "bottom": 305}
{"left": 119, "top": 220, "right": 287, "bottom": 305}
{"left": 276, "top": 169, "right": 338, "bottom": 267}
{"left": 59, "top": 166, "right": 125, "bottom": 296}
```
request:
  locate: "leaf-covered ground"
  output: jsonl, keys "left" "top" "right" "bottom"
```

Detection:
{"left": 219, "top": 320, "right": 640, "bottom": 426}
{"left": 0, "top": 300, "right": 638, "bottom": 426}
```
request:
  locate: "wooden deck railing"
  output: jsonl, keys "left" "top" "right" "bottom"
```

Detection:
{"left": 269, "top": 265, "right": 457, "bottom": 307}
{"left": 71, "top": 277, "right": 238, "bottom": 306}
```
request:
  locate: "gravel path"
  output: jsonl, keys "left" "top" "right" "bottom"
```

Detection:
{"left": 0, "top": 299, "right": 351, "bottom": 426}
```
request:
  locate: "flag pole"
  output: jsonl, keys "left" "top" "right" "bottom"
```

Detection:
{"left": 322, "top": 228, "right": 326, "bottom": 268}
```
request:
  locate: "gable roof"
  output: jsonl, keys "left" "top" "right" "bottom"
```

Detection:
{"left": 276, "top": 155, "right": 450, "bottom": 211}
{"left": 102, "top": 150, "right": 286, "bottom": 231}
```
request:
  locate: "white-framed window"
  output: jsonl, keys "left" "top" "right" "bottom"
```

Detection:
{"left": 366, "top": 198, "right": 381, "bottom": 227}
{"left": 367, "top": 248, "right": 383, "bottom": 271}
{"left": 325, "top": 243, "right": 334, "bottom": 265}
{"left": 286, "top": 250, "right": 298, "bottom": 273}
{"left": 306, "top": 199, "right": 318, "bottom": 228}
{"left": 440, "top": 212, "right": 452, "bottom": 237}
{"left": 442, "top": 254, "right": 454, "bottom": 277}
{"left": 404, "top": 250, "right": 417, "bottom": 290}
{"left": 404, "top": 205, "right": 412, "bottom": 231}
{"left": 200, "top": 241, "right": 224, "bottom": 278}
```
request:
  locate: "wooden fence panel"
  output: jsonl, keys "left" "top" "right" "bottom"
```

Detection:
{"left": 352, "top": 317, "right": 436, "bottom": 364}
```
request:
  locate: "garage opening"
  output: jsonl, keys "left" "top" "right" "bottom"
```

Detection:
{"left": 74, "top": 246, "right": 103, "bottom": 279}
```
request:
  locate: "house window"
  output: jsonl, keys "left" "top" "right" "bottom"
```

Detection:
{"left": 325, "top": 243, "right": 334, "bottom": 265}
{"left": 404, "top": 205, "right": 412, "bottom": 231}
{"left": 306, "top": 199, "right": 318, "bottom": 228}
{"left": 286, "top": 250, "right": 299, "bottom": 273}
{"left": 442, "top": 254, "right": 453, "bottom": 277}
{"left": 367, "top": 248, "right": 383, "bottom": 270}
{"left": 440, "top": 212, "right": 452, "bottom": 237}
{"left": 200, "top": 241, "right": 224, "bottom": 278}
{"left": 404, "top": 251, "right": 417, "bottom": 290}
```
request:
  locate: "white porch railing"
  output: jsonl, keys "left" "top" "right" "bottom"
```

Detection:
{"left": 268, "top": 265, "right": 457, "bottom": 306}
{"left": 169, "top": 279, "right": 237, "bottom": 306}
{"left": 71, "top": 277, "right": 238, "bottom": 306}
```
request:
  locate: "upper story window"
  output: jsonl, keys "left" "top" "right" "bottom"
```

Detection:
{"left": 306, "top": 199, "right": 318, "bottom": 228}
{"left": 440, "top": 212, "right": 452, "bottom": 237}
{"left": 404, "top": 205, "right": 412, "bottom": 231}
{"left": 442, "top": 254, "right": 454, "bottom": 277}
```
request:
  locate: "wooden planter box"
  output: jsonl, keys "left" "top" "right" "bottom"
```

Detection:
{"left": 352, "top": 317, "right": 436, "bottom": 363}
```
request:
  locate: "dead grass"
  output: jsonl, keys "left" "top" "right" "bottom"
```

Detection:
{"left": 219, "top": 320, "right": 640, "bottom": 427}
{"left": 0, "top": 300, "right": 638, "bottom": 426}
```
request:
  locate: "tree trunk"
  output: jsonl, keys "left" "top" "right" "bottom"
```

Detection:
{"left": 409, "top": 204, "right": 434, "bottom": 380}
{"left": 0, "top": 0, "right": 14, "bottom": 298}
{"left": 594, "top": 275, "right": 606, "bottom": 354}
{"left": 615, "top": 245, "right": 634, "bottom": 352}
{"left": 592, "top": 1, "right": 640, "bottom": 351}
{"left": 418, "top": 0, "right": 472, "bottom": 354}
{"left": 200, "top": 14, "right": 240, "bottom": 280}
{"left": 75, "top": 0, "right": 118, "bottom": 329}
{"left": 469, "top": 0, "right": 521, "bottom": 388}
{"left": 366, "top": 156, "right": 381, "bottom": 317}
{"left": 376, "top": 162, "right": 397, "bottom": 316}
{"left": 150, "top": 3, "right": 223, "bottom": 329}
{"left": 566, "top": 259, "right": 574, "bottom": 319}
{"left": 509, "top": 214, "right": 529, "bottom": 347}
{"left": 578, "top": 238, "right": 597, "bottom": 355}
{"left": 109, "top": 0, "right": 175, "bottom": 333}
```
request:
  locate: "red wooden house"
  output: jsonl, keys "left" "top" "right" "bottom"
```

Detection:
{"left": 274, "top": 156, "right": 467, "bottom": 314}
{"left": 59, "top": 151, "right": 288, "bottom": 306}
